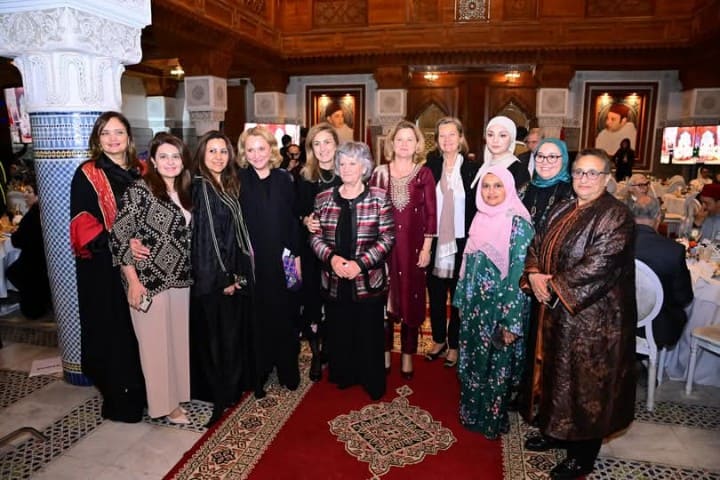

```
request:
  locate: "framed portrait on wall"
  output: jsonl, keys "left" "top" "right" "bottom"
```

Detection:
{"left": 581, "top": 83, "right": 658, "bottom": 171}
{"left": 306, "top": 85, "right": 365, "bottom": 143}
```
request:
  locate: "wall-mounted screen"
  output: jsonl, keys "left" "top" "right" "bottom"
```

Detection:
{"left": 672, "top": 126, "right": 697, "bottom": 164}
{"left": 696, "top": 125, "right": 720, "bottom": 164}
{"left": 660, "top": 126, "right": 677, "bottom": 164}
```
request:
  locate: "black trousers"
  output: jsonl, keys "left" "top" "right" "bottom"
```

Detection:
{"left": 426, "top": 273, "right": 460, "bottom": 349}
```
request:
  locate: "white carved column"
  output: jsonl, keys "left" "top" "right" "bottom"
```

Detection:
{"left": 185, "top": 76, "right": 227, "bottom": 135}
{"left": 0, "top": 1, "right": 151, "bottom": 385}
{"left": 375, "top": 89, "right": 407, "bottom": 134}
{"left": 147, "top": 96, "right": 180, "bottom": 135}
{"left": 536, "top": 88, "right": 569, "bottom": 140}
{"left": 253, "top": 91, "right": 288, "bottom": 124}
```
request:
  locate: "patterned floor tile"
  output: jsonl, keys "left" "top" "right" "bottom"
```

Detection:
{"left": 0, "top": 395, "right": 104, "bottom": 480}
{"left": 0, "top": 369, "right": 59, "bottom": 409}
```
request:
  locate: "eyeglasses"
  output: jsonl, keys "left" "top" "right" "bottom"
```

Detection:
{"left": 571, "top": 169, "right": 609, "bottom": 180}
{"left": 288, "top": 152, "right": 300, "bottom": 158}
{"left": 535, "top": 154, "right": 563, "bottom": 164}
{"left": 631, "top": 182, "right": 650, "bottom": 187}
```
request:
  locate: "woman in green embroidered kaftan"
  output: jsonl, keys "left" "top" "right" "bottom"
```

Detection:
{"left": 453, "top": 165, "right": 533, "bottom": 439}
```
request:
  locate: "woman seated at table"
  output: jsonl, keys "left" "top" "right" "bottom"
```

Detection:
{"left": 310, "top": 142, "right": 394, "bottom": 400}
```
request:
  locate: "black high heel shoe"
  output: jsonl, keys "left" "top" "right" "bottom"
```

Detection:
{"left": 424, "top": 343, "right": 448, "bottom": 361}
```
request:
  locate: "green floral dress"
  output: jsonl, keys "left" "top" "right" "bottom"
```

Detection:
{"left": 453, "top": 215, "right": 533, "bottom": 439}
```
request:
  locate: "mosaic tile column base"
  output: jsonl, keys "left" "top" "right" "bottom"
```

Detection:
{"left": 32, "top": 111, "right": 100, "bottom": 386}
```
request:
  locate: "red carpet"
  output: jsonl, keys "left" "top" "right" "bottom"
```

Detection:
{"left": 165, "top": 327, "right": 503, "bottom": 480}
{"left": 249, "top": 353, "right": 502, "bottom": 479}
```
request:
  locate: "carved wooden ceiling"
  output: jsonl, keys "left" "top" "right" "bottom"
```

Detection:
{"left": 1, "top": 0, "right": 719, "bottom": 90}
{"left": 132, "top": 0, "right": 720, "bottom": 89}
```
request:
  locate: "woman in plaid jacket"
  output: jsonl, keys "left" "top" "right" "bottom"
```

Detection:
{"left": 310, "top": 141, "right": 395, "bottom": 400}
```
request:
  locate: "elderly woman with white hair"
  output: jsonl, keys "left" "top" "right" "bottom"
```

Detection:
{"left": 310, "top": 142, "right": 395, "bottom": 400}
{"left": 473, "top": 115, "right": 530, "bottom": 192}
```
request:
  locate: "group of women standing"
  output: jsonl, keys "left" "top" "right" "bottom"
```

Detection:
{"left": 71, "top": 113, "right": 300, "bottom": 428}
{"left": 71, "top": 110, "right": 636, "bottom": 479}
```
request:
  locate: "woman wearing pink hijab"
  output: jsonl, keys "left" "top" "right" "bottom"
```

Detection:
{"left": 453, "top": 165, "right": 534, "bottom": 439}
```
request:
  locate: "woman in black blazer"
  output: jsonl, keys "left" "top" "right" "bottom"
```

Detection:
{"left": 425, "top": 117, "right": 479, "bottom": 367}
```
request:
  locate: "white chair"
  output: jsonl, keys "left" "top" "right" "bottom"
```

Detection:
{"left": 664, "top": 193, "right": 700, "bottom": 238}
{"left": 685, "top": 325, "right": 720, "bottom": 395}
{"left": 635, "top": 259, "right": 665, "bottom": 411}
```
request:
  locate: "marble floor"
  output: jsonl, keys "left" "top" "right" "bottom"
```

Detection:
{"left": 1, "top": 313, "right": 719, "bottom": 479}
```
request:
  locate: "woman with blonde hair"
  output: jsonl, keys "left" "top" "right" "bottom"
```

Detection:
{"left": 237, "top": 126, "right": 301, "bottom": 398}
{"left": 296, "top": 123, "right": 342, "bottom": 381}
{"left": 370, "top": 119, "right": 436, "bottom": 380}
{"left": 425, "top": 117, "right": 479, "bottom": 368}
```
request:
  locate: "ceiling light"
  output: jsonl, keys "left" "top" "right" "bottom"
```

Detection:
{"left": 504, "top": 70, "right": 521, "bottom": 81}
{"left": 424, "top": 72, "right": 439, "bottom": 81}
{"left": 170, "top": 64, "right": 185, "bottom": 79}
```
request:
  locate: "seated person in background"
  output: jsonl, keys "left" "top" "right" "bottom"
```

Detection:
{"left": 698, "top": 166, "right": 713, "bottom": 185}
{"left": 624, "top": 173, "right": 652, "bottom": 207}
{"left": 7, "top": 184, "right": 52, "bottom": 319}
{"left": 517, "top": 128, "right": 543, "bottom": 176}
{"left": 693, "top": 183, "right": 720, "bottom": 241}
{"left": 630, "top": 195, "right": 693, "bottom": 349}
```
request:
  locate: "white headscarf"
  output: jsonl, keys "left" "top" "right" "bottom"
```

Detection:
{"left": 471, "top": 115, "right": 520, "bottom": 188}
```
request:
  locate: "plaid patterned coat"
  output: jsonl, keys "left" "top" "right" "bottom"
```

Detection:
{"left": 310, "top": 186, "right": 395, "bottom": 301}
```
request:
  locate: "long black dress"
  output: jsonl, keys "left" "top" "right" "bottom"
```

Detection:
{"left": 239, "top": 167, "right": 301, "bottom": 392}
{"left": 190, "top": 176, "right": 256, "bottom": 410}
{"left": 69, "top": 155, "right": 145, "bottom": 422}
{"left": 295, "top": 171, "right": 341, "bottom": 337}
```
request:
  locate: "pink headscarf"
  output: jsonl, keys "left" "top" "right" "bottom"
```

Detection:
{"left": 464, "top": 165, "right": 532, "bottom": 279}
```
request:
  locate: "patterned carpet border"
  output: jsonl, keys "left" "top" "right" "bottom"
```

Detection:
{"left": 0, "top": 369, "right": 59, "bottom": 410}
{"left": 164, "top": 349, "right": 315, "bottom": 480}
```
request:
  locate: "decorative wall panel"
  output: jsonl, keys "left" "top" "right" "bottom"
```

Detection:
{"left": 586, "top": 0, "right": 654, "bottom": 17}
{"left": 455, "top": 0, "right": 489, "bottom": 21}
{"left": 313, "top": 0, "right": 367, "bottom": 27}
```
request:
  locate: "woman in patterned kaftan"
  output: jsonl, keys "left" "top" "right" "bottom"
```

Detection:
{"left": 370, "top": 120, "right": 436, "bottom": 380}
{"left": 453, "top": 165, "right": 533, "bottom": 439}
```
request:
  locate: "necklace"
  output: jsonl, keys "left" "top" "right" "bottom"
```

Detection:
{"left": 319, "top": 168, "right": 336, "bottom": 184}
{"left": 530, "top": 183, "right": 561, "bottom": 225}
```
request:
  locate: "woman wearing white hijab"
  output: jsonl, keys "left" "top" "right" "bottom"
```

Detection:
{"left": 472, "top": 116, "right": 530, "bottom": 192}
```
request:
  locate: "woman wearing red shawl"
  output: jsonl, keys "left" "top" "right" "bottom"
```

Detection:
{"left": 453, "top": 165, "right": 534, "bottom": 439}
{"left": 70, "top": 112, "right": 146, "bottom": 422}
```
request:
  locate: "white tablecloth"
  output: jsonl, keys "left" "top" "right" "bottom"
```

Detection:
{"left": 664, "top": 260, "right": 720, "bottom": 387}
{"left": 0, "top": 235, "right": 20, "bottom": 298}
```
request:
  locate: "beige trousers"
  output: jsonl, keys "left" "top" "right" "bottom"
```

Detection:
{"left": 130, "top": 287, "right": 190, "bottom": 418}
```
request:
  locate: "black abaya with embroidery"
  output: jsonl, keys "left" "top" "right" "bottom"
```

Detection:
{"left": 190, "top": 176, "right": 256, "bottom": 408}
{"left": 70, "top": 155, "right": 145, "bottom": 422}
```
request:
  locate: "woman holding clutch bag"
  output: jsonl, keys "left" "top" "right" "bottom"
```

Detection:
{"left": 453, "top": 166, "right": 533, "bottom": 439}
{"left": 237, "top": 126, "right": 301, "bottom": 398}
{"left": 190, "top": 131, "right": 256, "bottom": 426}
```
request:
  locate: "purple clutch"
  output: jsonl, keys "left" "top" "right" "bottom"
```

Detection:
{"left": 282, "top": 249, "right": 302, "bottom": 292}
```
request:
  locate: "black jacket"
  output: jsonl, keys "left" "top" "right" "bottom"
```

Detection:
{"left": 634, "top": 224, "right": 694, "bottom": 348}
